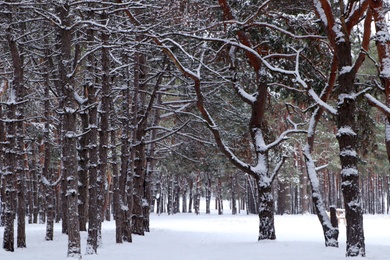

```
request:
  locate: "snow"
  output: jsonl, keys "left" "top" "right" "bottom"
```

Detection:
{"left": 339, "top": 149, "right": 357, "bottom": 157}
{"left": 2, "top": 202, "right": 390, "bottom": 259}
{"left": 381, "top": 57, "right": 390, "bottom": 78}
{"left": 339, "top": 66, "right": 352, "bottom": 75}
{"left": 237, "top": 87, "right": 256, "bottom": 103}
{"left": 387, "top": 120, "right": 390, "bottom": 142}
{"left": 313, "top": 0, "right": 328, "bottom": 26}
{"left": 341, "top": 167, "right": 358, "bottom": 177}
{"left": 337, "top": 126, "right": 357, "bottom": 137}
{"left": 333, "top": 24, "right": 346, "bottom": 43}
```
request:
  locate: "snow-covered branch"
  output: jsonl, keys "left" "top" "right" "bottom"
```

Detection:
{"left": 162, "top": 33, "right": 337, "bottom": 115}
{"left": 144, "top": 119, "right": 191, "bottom": 145}
{"left": 365, "top": 93, "right": 390, "bottom": 117}
{"left": 266, "top": 128, "right": 307, "bottom": 151}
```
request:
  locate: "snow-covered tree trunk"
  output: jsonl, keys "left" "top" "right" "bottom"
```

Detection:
{"left": 369, "top": 0, "right": 390, "bottom": 165}
{"left": 118, "top": 65, "right": 133, "bottom": 243}
{"left": 43, "top": 66, "right": 54, "bottom": 241}
{"left": 132, "top": 39, "right": 148, "bottom": 235}
{"left": 312, "top": 1, "right": 371, "bottom": 255}
{"left": 97, "top": 11, "right": 111, "bottom": 247}
{"left": 2, "top": 82, "right": 17, "bottom": 253}
{"left": 109, "top": 100, "right": 121, "bottom": 242}
{"left": 114, "top": 80, "right": 129, "bottom": 243}
{"left": 257, "top": 183, "right": 276, "bottom": 240}
{"left": 145, "top": 91, "right": 161, "bottom": 222}
{"left": 9, "top": 28, "right": 27, "bottom": 250}
{"left": 31, "top": 142, "right": 39, "bottom": 224}
{"left": 57, "top": 2, "right": 81, "bottom": 257}
{"left": 86, "top": 20, "right": 99, "bottom": 254}
{"left": 304, "top": 146, "right": 339, "bottom": 247}
{"left": 336, "top": 32, "right": 365, "bottom": 259}
{"left": 77, "top": 87, "right": 89, "bottom": 232}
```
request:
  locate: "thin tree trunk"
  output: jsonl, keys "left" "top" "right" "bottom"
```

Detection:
{"left": 43, "top": 65, "right": 54, "bottom": 241}
{"left": 205, "top": 173, "right": 211, "bottom": 214}
{"left": 131, "top": 39, "right": 148, "bottom": 235}
{"left": 0, "top": 87, "right": 4, "bottom": 227}
{"left": 3, "top": 89, "right": 17, "bottom": 252}
{"left": 217, "top": 178, "right": 223, "bottom": 215}
{"left": 97, "top": 11, "right": 111, "bottom": 247}
{"left": 85, "top": 16, "right": 99, "bottom": 253}
{"left": 188, "top": 178, "right": 193, "bottom": 213}
{"left": 231, "top": 173, "right": 237, "bottom": 215}
{"left": 78, "top": 92, "right": 89, "bottom": 232}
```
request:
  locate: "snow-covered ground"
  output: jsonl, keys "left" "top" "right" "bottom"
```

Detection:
{"left": 1, "top": 203, "right": 390, "bottom": 259}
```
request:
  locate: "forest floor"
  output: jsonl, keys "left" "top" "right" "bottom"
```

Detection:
{"left": 1, "top": 203, "right": 390, "bottom": 259}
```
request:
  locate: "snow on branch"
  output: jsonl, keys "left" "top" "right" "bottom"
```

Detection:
{"left": 74, "top": 91, "right": 88, "bottom": 105}
{"left": 266, "top": 127, "right": 307, "bottom": 151}
{"left": 234, "top": 83, "right": 256, "bottom": 104}
{"left": 365, "top": 93, "right": 390, "bottom": 117}
{"left": 249, "top": 22, "right": 326, "bottom": 40}
{"left": 338, "top": 87, "right": 371, "bottom": 105}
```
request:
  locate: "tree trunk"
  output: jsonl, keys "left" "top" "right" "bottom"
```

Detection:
{"left": 43, "top": 67, "right": 54, "bottom": 241}
{"left": 231, "top": 173, "right": 237, "bottom": 215}
{"left": 277, "top": 177, "right": 292, "bottom": 215}
{"left": 205, "top": 174, "right": 211, "bottom": 214}
{"left": 173, "top": 175, "right": 180, "bottom": 214}
{"left": 336, "top": 40, "right": 365, "bottom": 257}
{"left": 0, "top": 96, "right": 4, "bottom": 228}
{"left": 97, "top": 11, "right": 111, "bottom": 247}
{"left": 132, "top": 42, "right": 148, "bottom": 235}
{"left": 3, "top": 100, "right": 17, "bottom": 252}
{"left": 188, "top": 178, "right": 193, "bottom": 213}
{"left": 182, "top": 185, "right": 187, "bottom": 213}
{"left": 257, "top": 182, "right": 276, "bottom": 240}
{"left": 78, "top": 96, "right": 89, "bottom": 232}
{"left": 194, "top": 184, "right": 201, "bottom": 215}
{"left": 85, "top": 18, "right": 99, "bottom": 252}
{"left": 57, "top": 3, "right": 81, "bottom": 257}
{"left": 167, "top": 176, "right": 173, "bottom": 215}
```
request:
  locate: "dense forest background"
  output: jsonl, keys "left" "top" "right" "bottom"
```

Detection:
{"left": 1, "top": 0, "right": 390, "bottom": 258}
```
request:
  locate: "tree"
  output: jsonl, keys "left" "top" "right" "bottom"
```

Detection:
{"left": 154, "top": 0, "right": 309, "bottom": 240}
{"left": 312, "top": 0, "right": 373, "bottom": 256}
{"left": 55, "top": 2, "right": 81, "bottom": 257}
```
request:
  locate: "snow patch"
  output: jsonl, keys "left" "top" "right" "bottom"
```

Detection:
{"left": 339, "top": 149, "right": 357, "bottom": 157}
{"left": 339, "top": 66, "right": 352, "bottom": 75}
{"left": 341, "top": 168, "right": 358, "bottom": 177}
{"left": 314, "top": 0, "right": 328, "bottom": 26}
{"left": 337, "top": 126, "right": 357, "bottom": 137}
